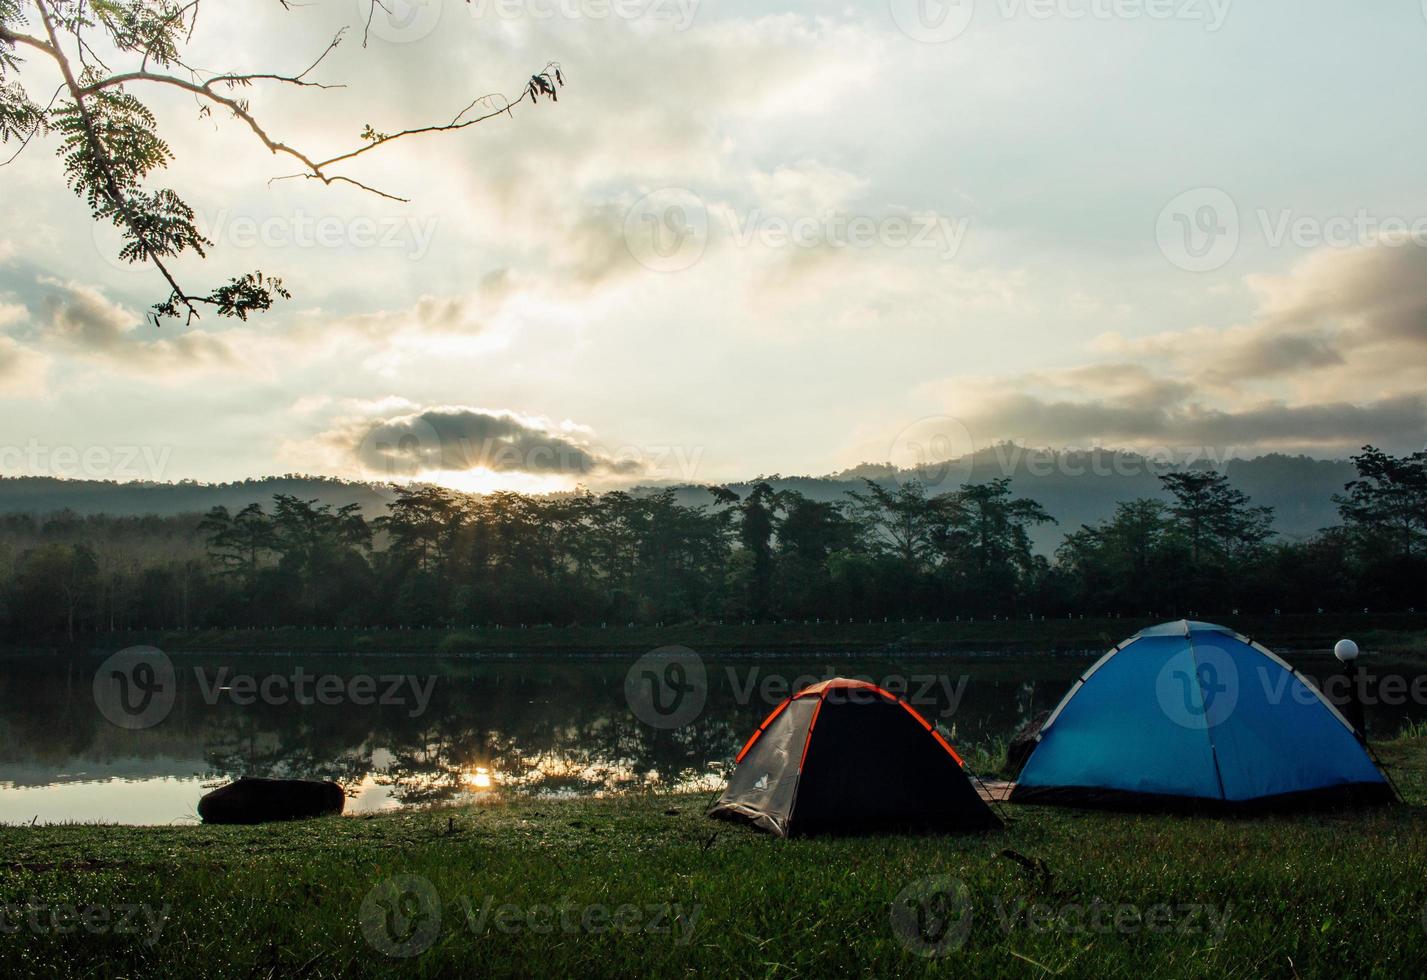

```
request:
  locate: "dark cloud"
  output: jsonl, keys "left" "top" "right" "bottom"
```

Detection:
{"left": 1254, "top": 242, "right": 1427, "bottom": 345}
{"left": 1097, "top": 244, "right": 1427, "bottom": 388}
{"left": 1170, "top": 396, "right": 1427, "bottom": 446}
{"left": 1210, "top": 331, "right": 1344, "bottom": 380}
{"left": 37, "top": 279, "right": 239, "bottom": 371}
{"left": 353, "top": 408, "right": 645, "bottom": 478}
{"left": 961, "top": 391, "right": 1426, "bottom": 453}
{"left": 1031, "top": 364, "right": 1196, "bottom": 412}
{"left": 565, "top": 204, "right": 639, "bottom": 287}
{"left": 952, "top": 245, "right": 1427, "bottom": 454}
{"left": 41, "top": 280, "right": 135, "bottom": 351}
{"left": 1199, "top": 243, "right": 1427, "bottom": 383}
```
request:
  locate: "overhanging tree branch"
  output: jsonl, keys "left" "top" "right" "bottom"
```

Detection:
{"left": 0, "top": 0, "right": 566, "bottom": 325}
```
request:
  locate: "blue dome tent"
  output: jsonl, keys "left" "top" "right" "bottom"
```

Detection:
{"left": 1010, "top": 621, "right": 1395, "bottom": 811}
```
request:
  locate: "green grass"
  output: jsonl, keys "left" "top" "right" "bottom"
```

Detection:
{"left": 960, "top": 734, "right": 1012, "bottom": 778}
{"left": 4, "top": 734, "right": 1427, "bottom": 978}
{"left": 36, "top": 611, "right": 1427, "bottom": 657}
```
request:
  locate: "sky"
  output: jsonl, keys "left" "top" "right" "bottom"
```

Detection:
{"left": 1, "top": 0, "right": 1426, "bottom": 491}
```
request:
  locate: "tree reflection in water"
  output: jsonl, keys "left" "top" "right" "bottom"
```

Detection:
{"left": 0, "top": 653, "right": 1215, "bottom": 818}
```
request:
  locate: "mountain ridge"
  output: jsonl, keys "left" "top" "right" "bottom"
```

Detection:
{"left": 0, "top": 446, "right": 1355, "bottom": 553}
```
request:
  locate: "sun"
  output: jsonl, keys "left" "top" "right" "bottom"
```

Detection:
{"left": 415, "top": 468, "right": 574, "bottom": 496}
{"left": 462, "top": 767, "right": 494, "bottom": 789}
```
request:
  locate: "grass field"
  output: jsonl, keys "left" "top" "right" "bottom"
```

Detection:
{"left": 3, "top": 733, "right": 1426, "bottom": 977}
{"left": 27, "top": 611, "right": 1427, "bottom": 657}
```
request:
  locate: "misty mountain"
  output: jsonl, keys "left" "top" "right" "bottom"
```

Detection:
{"left": 0, "top": 447, "right": 1356, "bottom": 554}
{"left": 667, "top": 446, "right": 1355, "bottom": 553}
{"left": 0, "top": 476, "right": 399, "bottom": 521}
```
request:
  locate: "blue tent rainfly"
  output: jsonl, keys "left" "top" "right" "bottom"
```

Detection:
{"left": 1010, "top": 620, "right": 1394, "bottom": 812}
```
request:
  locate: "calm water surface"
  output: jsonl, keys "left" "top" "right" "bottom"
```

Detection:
{"left": 0, "top": 650, "right": 1418, "bottom": 825}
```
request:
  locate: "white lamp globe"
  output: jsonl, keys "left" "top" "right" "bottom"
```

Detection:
{"left": 1334, "top": 639, "right": 1360, "bottom": 663}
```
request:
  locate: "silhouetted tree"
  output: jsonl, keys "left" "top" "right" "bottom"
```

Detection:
{"left": 1335, "top": 446, "right": 1427, "bottom": 560}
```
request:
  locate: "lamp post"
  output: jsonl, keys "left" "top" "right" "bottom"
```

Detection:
{"left": 1334, "top": 639, "right": 1365, "bottom": 737}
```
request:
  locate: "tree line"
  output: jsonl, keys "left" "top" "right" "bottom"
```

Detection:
{"left": 1, "top": 447, "right": 1424, "bottom": 640}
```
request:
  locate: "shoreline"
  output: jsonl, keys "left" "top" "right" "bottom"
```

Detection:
{"left": 1, "top": 733, "right": 1424, "bottom": 975}
{"left": 4, "top": 611, "right": 1426, "bottom": 657}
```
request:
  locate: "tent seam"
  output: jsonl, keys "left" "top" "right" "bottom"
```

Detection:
{"left": 784, "top": 690, "right": 828, "bottom": 828}
{"left": 1186, "top": 627, "right": 1230, "bottom": 802}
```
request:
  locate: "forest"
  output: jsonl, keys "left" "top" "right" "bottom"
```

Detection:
{"left": 0, "top": 447, "right": 1423, "bottom": 640}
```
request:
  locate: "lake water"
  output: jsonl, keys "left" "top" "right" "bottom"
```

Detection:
{"left": 1, "top": 650, "right": 1421, "bottom": 825}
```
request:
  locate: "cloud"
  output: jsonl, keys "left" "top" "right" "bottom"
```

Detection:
{"left": 9, "top": 7, "right": 1427, "bottom": 485}
{"left": 0, "top": 336, "right": 50, "bottom": 398}
{"left": 278, "top": 269, "right": 524, "bottom": 357}
{"left": 297, "top": 290, "right": 495, "bottom": 345}
{"left": 749, "top": 161, "right": 869, "bottom": 216}
{"left": 562, "top": 204, "right": 638, "bottom": 288}
{"left": 952, "top": 389, "right": 1426, "bottom": 452}
{"left": 3, "top": 268, "right": 529, "bottom": 396}
{"left": 36, "top": 278, "right": 243, "bottom": 374}
{"left": 1216, "top": 330, "right": 1345, "bottom": 380}
{"left": 0, "top": 300, "right": 25, "bottom": 331}
{"left": 353, "top": 14, "right": 892, "bottom": 295}
{"left": 1018, "top": 364, "right": 1196, "bottom": 412}
{"left": 315, "top": 405, "right": 647, "bottom": 482}
{"left": 41, "top": 278, "right": 140, "bottom": 350}
{"left": 934, "top": 244, "right": 1427, "bottom": 455}
{"left": 1097, "top": 243, "right": 1427, "bottom": 394}
{"left": 1249, "top": 241, "right": 1427, "bottom": 345}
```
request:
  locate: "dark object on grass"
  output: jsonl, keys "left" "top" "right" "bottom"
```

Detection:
{"left": 709, "top": 678, "right": 1002, "bottom": 837}
{"left": 1005, "top": 710, "right": 1051, "bottom": 777}
{"left": 198, "top": 777, "right": 345, "bottom": 825}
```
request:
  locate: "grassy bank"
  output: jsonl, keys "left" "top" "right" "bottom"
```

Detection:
{"left": 3, "top": 735, "right": 1427, "bottom": 977}
{"left": 19, "top": 611, "right": 1427, "bottom": 657}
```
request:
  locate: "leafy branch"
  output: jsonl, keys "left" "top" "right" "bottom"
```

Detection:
{"left": 0, "top": 0, "right": 565, "bottom": 326}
